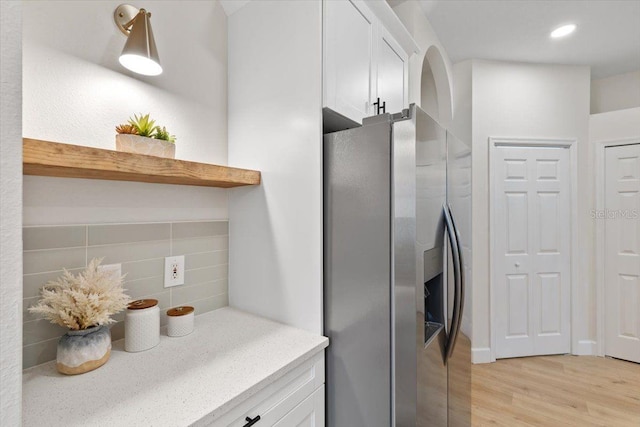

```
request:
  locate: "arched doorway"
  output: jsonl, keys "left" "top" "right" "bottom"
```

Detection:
{"left": 420, "top": 45, "right": 452, "bottom": 124}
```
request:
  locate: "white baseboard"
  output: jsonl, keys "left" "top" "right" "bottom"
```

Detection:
{"left": 471, "top": 347, "right": 492, "bottom": 364}
{"left": 573, "top": 340, "right": 596, "bottom": 356}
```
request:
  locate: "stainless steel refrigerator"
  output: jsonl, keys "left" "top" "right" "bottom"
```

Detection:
{"left": 323, "top": 104, "right": 471, "bottom": 426}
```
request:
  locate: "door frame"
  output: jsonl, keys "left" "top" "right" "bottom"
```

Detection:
{"left": 594, "top": 137, "right": 640, "bottom": 357}
{"left": 489, "top": 137, "right": 578, "bottom": 362}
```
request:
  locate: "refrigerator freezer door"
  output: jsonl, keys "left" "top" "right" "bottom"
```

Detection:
{"left": 409, "top": 106, "right": 448, "bottom": 427}
{"left": 392, "top": 106, "right": 418, "bottom": 427}
{"left": 324, "top": 118, "right": 393, "bottom": 427}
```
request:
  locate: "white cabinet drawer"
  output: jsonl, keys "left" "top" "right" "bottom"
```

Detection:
{"left": 273, "top": 386, "right": 324, "bottom": 427}
{"left": 202, "top": 352, "right": 324, "bottom": 427}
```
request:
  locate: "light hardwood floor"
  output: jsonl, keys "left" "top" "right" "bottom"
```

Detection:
{"left": 472, "top": 355, "right": 640, "bottom": 426}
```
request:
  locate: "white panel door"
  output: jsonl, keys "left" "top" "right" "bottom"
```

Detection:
{"left": 273, "top": 386, "right": 325, "bottom": 427}
{"left": 494, "top": 146, "right": 571, "bottom": 359}
{"left": 605, "top": 143, "right": 640, "bottom": 363}
{"left": 324, "top": 0, "right": 375, "bottom": 123}
{"left": 375, "top": 27, "right": 408, "bottom": 116}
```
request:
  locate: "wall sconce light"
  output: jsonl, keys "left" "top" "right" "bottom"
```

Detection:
{"left": 114, "top": 4, "right": 162, "bottom": 76}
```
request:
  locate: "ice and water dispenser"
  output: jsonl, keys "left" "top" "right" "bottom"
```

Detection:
{"left": 423, "top": 246, "right": 444, "bottom": 347}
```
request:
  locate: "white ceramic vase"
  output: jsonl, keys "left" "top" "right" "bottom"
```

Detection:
{"left": 115, "top": 134, "right": 176, "bottom": 159}
{"left": 56, "top": 325, "right": 111, "bottom": 375}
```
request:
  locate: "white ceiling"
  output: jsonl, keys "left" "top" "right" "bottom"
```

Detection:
{"left": 417, "top": 0, "right": 640, "bottom": 79}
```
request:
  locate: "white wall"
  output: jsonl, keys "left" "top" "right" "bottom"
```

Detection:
{"left": 420, "top": 63, "right": 439, "bottom": 119}
{"left": 451, "top": 60, "right": 472, "bottom": 145}
{"left": 590, "top": 107, "right": 640, "bottom": 142}
{"left": 22, "top": 0, "right": 229, "bottom": 226}
{"left": 0, "top": 1, "right": 23, "bottom": 424}
{"left": 591, "top": 70, "right": 640, "bottom": 114}
{"left": 471, "top": 60, "right": 592, "bottom": 362}
{"left": 227, "top": 1, "right": 323, "bottom": 333}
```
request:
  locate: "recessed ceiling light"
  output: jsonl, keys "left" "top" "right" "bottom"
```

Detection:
{"left": 551, "top": 24, "right": 576, "bottom": 38}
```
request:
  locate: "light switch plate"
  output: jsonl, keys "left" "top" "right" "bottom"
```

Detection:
{"left": 164, "top": 255, "right": 185, "bottom": 288}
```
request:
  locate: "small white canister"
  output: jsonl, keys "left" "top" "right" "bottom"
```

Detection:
{"left": 166, "top": 306, "right": 195, "bottom": 337}
{"left": 125, "top": 299, "right": 160, "bottom": 352}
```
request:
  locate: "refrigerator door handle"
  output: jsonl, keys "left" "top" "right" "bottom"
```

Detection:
{"left": 449, "top": 206, "right": 467, "bottom": 344}
{"left": 449, "top": 203, "right": 466, "bottom": 359}
{"left": 443, "top": 203, "right": 462, "bottom": 362}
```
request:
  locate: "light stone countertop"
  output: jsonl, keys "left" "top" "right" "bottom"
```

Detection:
{"left": 22, "top": 307, "right": 329, "bottom": 427}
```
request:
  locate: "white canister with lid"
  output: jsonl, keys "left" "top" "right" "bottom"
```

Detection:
{"left": 167, "top": 306, "right": 195, "bottom": 337}
{"left": 125, "top": 299, "right": 160, "bottom": 352}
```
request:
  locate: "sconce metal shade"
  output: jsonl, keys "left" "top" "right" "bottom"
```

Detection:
{"left": 117, "top": 8, "right": 162, "bottom": 76}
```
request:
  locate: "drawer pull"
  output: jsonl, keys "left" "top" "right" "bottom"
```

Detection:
{"left": 243, "top": 415, "right": 261, "bottom": 427}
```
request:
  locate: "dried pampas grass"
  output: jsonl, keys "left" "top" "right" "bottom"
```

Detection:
{"left": 29, "top": 258, "right": 131, "bottom": 330}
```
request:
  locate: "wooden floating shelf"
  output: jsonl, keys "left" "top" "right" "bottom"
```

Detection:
{"left": 23, "top": 138, "right": 261, "bottom": 188}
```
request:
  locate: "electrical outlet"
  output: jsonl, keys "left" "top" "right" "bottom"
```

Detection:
{"left": 164, "top": 255, "right": 185, "bottom": 288}
{"left": 98, "top": 263, "right": 122, "bottom": 280}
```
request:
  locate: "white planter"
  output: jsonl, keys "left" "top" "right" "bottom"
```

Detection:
{"left": 115, "top": 134, "right": 176, "bottom": 159}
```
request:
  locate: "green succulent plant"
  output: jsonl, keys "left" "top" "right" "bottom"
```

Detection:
{"left": 120, "top": 113, "right": 177, "bottom": 143}
{"left": 154, "top": 126, "right": 176, "bottom": 143}
{"left": 128, "top": 113, "right": 157, "bottom": 137}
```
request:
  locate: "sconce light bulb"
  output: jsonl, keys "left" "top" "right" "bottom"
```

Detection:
{"left": 119, "top": 54, "right": 163, "bottom": 76}
{"left": 550, "top": 24, "right": 576, "bottom": 38}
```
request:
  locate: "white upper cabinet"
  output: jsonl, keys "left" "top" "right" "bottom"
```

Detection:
{"left": 324, "top": 0, "right": 411, "bottom": 124}
{"left": 324, "top": 0, "right": 376, "bottom": 122}
{"left": 376, "top": 26, "right": 408, "bottom": 117}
